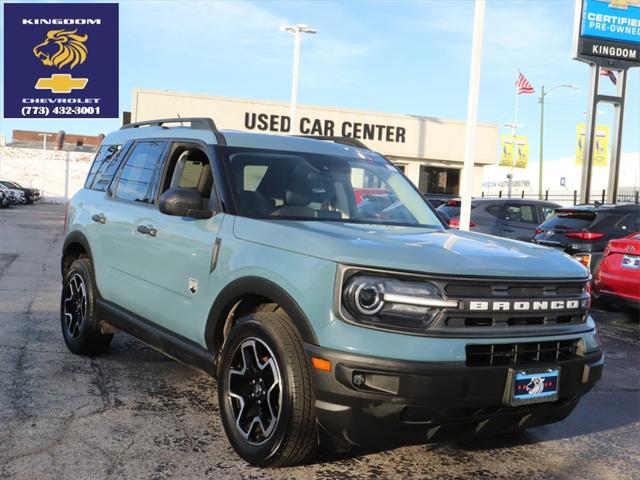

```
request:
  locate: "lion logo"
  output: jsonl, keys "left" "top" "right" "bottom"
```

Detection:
{"left": 525, "top": 377, "right": 545, "bottom": 395}
{"left": 33, "top": 29, "right": 88, "bottom": 70}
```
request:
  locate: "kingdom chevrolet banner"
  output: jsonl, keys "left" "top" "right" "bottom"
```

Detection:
{"left": 576, "top": 123, "right": 610, "bottom": 166}
{"left": 3, "top": 3, "right": 119, "bottom": 118}
{"left": 573, "top": 0, "right": 640, "bottom": 67}
{"left": 499, "top": 135, "right": 529, "bottom": 168}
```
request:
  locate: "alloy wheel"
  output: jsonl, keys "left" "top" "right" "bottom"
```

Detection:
{"left": 63, "top": 273, "right": 87, "bottom": 340}
{"left": 227, "top": 337, "right": 283, "bottom": 445}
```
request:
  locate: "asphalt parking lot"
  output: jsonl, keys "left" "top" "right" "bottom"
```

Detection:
{"left": 1, "top": 203, "right": 639, "bottom": 480}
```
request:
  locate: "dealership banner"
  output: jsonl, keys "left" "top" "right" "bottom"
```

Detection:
{"left": 574, "top": 0, "right": 640, "bottom": 66}
{"left": 499, "top": 135, "right": 529, "bottom": 168}
{"left": 576, "top": 123, "right": 610, "bottom": 166}
{"left": 3, "top": 3, "right": 119, "bottom": 118}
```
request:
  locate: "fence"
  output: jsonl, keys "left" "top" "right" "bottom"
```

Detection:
{"left": 0, "top": 146, "right": 94, "bottom": 202}
{"left": 480, "top": 189, "right": 640, "bottom": 206}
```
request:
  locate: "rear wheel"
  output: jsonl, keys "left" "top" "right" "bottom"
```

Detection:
{"left": 60, "top": 258, "right": 113, "bottom": 355}
{"left": 218, "top": 312, "right": 317, "bottom": 467}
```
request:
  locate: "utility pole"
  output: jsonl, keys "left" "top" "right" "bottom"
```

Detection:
{"left": 37, "top": 133, "right": 53, "bottom": 197}
{"left": 538, "top": 84, "right": 578, "bottom": 199}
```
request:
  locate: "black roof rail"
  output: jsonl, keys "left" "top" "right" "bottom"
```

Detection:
{"left": 120, "top": 117, "right": 226, "bottom": 145}
{"left": 295, "top": 135, "right": 372, "bottom": 151}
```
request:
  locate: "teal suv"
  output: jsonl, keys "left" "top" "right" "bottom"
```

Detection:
{"left": 61, "top": 118, "right": 603, "bottom": 467}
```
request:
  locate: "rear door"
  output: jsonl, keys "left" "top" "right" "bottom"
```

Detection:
{"left": 101, "top": 140, "right": 169, "bottom": 313}
{"left": 498, "top": 202, "right": 539, "bottom": 241}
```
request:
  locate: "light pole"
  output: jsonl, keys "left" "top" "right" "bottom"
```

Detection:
{"left": 37, "top": 133, "right": 53, "bottom": 196}
{"left": 281, "top": 24, "right": 317, "bottom": 135}
{"left": 538, "top": 84, "right": 578, "bottom": 199}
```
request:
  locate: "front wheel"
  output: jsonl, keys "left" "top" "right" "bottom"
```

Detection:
{"left": 218, "top": 312, "right": 317, "bottom": 467}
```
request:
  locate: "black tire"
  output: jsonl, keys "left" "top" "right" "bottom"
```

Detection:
{"left": 218, "top": 311, "right": 317, "bottom": 467}
{"left": 60, "top": 258, "right": 113, "bottom": 355}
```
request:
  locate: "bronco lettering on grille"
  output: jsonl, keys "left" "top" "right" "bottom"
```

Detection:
{"left": 467, "top": 300, "right": 583, "bottom": 311}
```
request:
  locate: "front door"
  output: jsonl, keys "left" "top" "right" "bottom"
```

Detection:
{"left": 118, "top": 143, "right": 223, "bottom": 342}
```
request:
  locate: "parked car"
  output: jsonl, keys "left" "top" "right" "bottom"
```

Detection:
{"left": 0, "top": 180, "right": 40, "bottom": 204}
{"left": 437, "top": 198, "right": 561, "bottom": 241}
{"left": 593, "top": 232, "right": 640, "bottom": 311}
{"left": 423, "top": 193, "right": 458, "bottom": 208}
{"left": 61, "top": 118, "right": 602, "bottom": 467}
{"left": 533, "top": 204, "right": 640, "bottom": 273}
{"left": 0, "top": 189, "right": 9, "bottom": 208}
{"left": 0, "top": 183, "right": 25, "bottom": 205}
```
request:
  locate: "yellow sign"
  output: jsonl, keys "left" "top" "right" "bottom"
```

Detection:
{"left": 35, "top": 74, "right": 88, "bottom": 94}
{"left": 576, "top": 124, "right": 609, "bottom": 166}
{"left": 499, "top": 135, "right": 529, "bottom": 168}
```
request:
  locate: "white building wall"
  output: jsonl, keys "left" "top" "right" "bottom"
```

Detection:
{"left": 482, "top": 152, "right": 640, "bottom": 201}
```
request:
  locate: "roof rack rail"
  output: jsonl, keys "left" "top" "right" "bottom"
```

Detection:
{"left": 121, "top": 117, "right": 217, "bottom": 131}
{"left": 295, "top": 135, "right": 371, "bottom": 151}
{"left": 120, "top": 117, "right": 226, "bottom": 145}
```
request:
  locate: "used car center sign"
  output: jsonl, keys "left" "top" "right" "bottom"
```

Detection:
{"left": 573, "top": 0, "right": 640, "bottom": 67}
{"left": 131, "top": 89, "right": 499, "bottom": 164}
{"left": 244, "top": 112, "right": 407, "bottom": 143}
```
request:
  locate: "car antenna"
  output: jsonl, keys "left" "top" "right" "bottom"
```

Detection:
{"left": 177, "top": 113, "right": 184, "bottom": 127}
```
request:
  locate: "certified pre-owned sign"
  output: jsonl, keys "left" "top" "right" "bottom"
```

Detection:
{"left": 3, "top": 3, "right": 118, "bottom": 118}
{"left": 573, "top": 0, "right": 640, "bottom": 67}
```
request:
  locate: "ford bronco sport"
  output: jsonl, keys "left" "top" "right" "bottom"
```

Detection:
{"left": 61, "top": 118, "right": 603, "bottom": 467}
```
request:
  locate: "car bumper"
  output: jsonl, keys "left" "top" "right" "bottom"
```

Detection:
{"left": 305, "top": 343, "right": 603, "bottom": 448}
{"left": 594, "top": 290, "right": 640, "bottom": 310}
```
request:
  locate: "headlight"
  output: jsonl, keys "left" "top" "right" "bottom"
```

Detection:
{"left": 342, "top": 274, "right": 458, "bottom": 332}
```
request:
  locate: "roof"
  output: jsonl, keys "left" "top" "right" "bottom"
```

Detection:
{"left": 103, "top": 120, "right": 381, "bottom": 159}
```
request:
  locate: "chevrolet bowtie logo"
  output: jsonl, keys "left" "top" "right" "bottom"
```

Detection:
{"left": 35, "top": 74, "right": 88, "bottom": 93}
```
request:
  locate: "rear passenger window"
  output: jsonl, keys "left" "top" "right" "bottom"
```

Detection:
{"left": 114, "top": 142, "right": 166, "bottom": 203}
{"left": 86, "top": 145, "right": 122, "bottom": 191}
{"left": 503, "top": 204, "right": 536, "bottom": 223}
{"left": 485, "top": 205, "right": 502, "bottom": 218}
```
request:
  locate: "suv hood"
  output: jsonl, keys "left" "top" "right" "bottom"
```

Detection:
{"left": 233, "top": 218, "right": 589, "bottom": 279}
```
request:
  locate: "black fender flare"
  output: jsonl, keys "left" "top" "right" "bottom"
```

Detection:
{"left": 205, "top": 276, "right": 319, "bottom": 353}
{"left": 61, "top": 230, "right": 94, "bottom": 277}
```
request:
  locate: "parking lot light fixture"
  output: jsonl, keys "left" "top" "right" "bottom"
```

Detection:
{"left": 280, "top": 24, "right": 317, "bottom": 135}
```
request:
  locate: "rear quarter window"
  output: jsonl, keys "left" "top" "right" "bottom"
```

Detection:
{"left": 87, "top": 144, "right": 123, "bottom": 191}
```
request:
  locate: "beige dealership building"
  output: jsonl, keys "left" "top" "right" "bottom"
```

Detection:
{"left": 131, "top": 89, "right": 499, "bottom": 195}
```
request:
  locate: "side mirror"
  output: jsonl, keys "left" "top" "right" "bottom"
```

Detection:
{"left": 159, "top": 188, "right": 212, "bottom": 219}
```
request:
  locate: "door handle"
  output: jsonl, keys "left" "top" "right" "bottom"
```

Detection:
{"left": 91, "top": 213, "right": 106, "bottom": 224}
{"left": 137, "top": 224, "right": 157, "bottom": 237}
{"left": 502, "top": 227, "right": 515, "bottom": 232}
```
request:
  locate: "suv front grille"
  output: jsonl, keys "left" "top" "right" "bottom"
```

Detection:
{"left": 465, "top": 339, "right": 581, "bottom": 367}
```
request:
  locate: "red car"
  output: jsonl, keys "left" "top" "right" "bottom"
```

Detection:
{"left": 593, "top": 232, "right": 640, "bottom": 311}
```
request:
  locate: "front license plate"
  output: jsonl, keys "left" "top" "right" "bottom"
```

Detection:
{"left": 621, "top": 255, "right": 640, "bottom": 269}
{"left": 511, "top": 368, "right": 560, "bottom": 406}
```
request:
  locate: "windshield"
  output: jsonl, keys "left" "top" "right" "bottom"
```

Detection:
{"left": 226, "top": 146, "right": 443, "bottom": 228}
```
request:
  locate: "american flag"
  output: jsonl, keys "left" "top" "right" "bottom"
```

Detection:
{"left": 600, "top": 68, "right": 617, "bottom": 85}
{"left": 515, "top": 72, "right": 535, "bottom": 95}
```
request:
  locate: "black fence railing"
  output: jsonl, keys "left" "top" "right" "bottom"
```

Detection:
{"left": 480, "top": 189, "right": 640, "bottom": 206}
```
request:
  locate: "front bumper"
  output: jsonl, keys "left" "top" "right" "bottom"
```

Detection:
{"left": 306, "top": 343, "right": 603, "bottom": 448}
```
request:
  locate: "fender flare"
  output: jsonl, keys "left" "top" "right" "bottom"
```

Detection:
{"left": 61, "top": 230, "right": 94, "bottom": 277}
{"left": 204, "top": 276, "right": 319, "bottom": 353}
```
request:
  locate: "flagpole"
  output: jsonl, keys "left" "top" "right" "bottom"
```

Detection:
{"left": 508, "top": 75, "right": 519, "bottom": 198}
